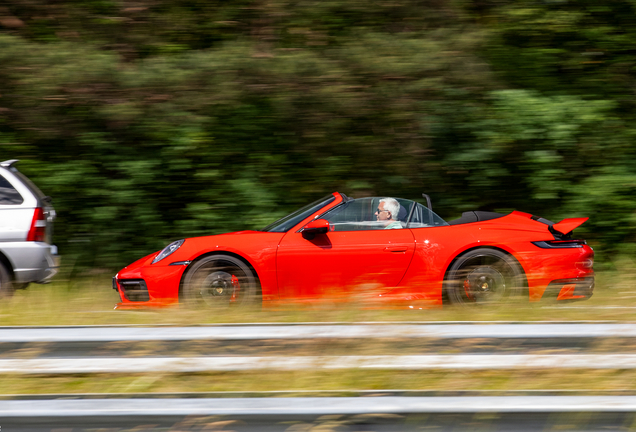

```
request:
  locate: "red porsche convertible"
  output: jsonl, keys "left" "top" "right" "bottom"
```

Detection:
{"left": 113, "top": 192, "right": 594, "bottom": 309}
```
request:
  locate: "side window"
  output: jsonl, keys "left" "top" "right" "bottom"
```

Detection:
{"left": 323, "top": 198, "right": 378, "bottom": 231}
{"left": 323, "top": 198, "right": 412, "bottom": 231}
{"left": 0, "top": 175, "right": 24, "bottom": 205}
{"left": 407, "top": 203, "right": 448, "bottom": 228}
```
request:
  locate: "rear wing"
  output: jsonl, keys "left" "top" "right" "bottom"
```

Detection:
{"left": 551, "top": 217, "right": 588, "bottom": 236}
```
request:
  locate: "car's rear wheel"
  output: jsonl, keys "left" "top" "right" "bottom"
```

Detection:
{"left": 0, "top": 263, "right": 14, "bottom": 299}
{"left": 181, "top": 255, "right": 259, "bottom": 308}
{"left": 445, "top": 249, "right": 524, "bottom": 306}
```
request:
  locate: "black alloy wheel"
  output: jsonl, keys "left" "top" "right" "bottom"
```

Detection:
{"left": 445, "top": 249, "right": 525, "bottom": 306}
{"left": 181, "top": 255, "right": 259, "bottom": 308}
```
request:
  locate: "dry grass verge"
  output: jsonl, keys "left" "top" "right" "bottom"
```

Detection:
{"left": 0, "top": 268, "right": 634, "bottom": 325}
{"left": 0, "top": 268, "right": 635, "bottom": 396}
{"left": 0, "top": 369, "right": 635, "bottom": 396}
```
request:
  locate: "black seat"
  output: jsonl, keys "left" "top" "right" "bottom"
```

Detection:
{"left": 397, "top": 205, "right": 408, "bottom": 222}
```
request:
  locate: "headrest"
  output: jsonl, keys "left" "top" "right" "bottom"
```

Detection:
{"left": 397, "top": 205, "right": 408, "bottom": 222}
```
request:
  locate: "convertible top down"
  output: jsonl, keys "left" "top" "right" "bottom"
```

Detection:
{"left": 113, "top": 192, "right": 594, "bottom": 309}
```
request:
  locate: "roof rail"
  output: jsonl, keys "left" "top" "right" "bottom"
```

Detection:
{"left": 0, "top": 159, "right": 19, "bottom": 168}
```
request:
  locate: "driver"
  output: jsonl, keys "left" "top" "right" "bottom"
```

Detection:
{"left": 376, "top": 198, "right": 402, "bottom": 229}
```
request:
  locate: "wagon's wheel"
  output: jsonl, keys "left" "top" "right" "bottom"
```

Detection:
{"left": 0, "top": 264, "right": 13, "bottom": 299}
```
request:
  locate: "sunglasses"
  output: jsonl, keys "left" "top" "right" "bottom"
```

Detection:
{"left": 375, "top": 208, "right": 389, "bottom": 214}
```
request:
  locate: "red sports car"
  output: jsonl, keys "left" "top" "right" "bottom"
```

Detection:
{"left": 113, "top": 192, "right": 594, "bottom": 309}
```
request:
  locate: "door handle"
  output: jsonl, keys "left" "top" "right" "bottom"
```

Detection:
{"left": 384, "top": 246, "right": 408, "bottom": 253}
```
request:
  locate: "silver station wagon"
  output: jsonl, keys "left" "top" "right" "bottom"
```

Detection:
{"left": 0, "top": 160, "right": 58, "bottom": 296}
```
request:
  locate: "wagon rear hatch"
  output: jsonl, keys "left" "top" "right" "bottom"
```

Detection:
{"left": 1, "top": 160, "right": 56, "bottom": 245}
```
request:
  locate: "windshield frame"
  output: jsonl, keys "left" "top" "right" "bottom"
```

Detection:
{"left": 261, "top": 194, "right": 338, "bottom": 232}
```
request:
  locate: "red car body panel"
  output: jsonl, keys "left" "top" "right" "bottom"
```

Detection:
{"left": 277, "top": 228, "right": 416, "bottom": 300}
{"left": 114, "top": 192, "right": 594, "bottom": 309}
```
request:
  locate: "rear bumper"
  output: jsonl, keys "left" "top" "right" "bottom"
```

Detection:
{"left": 0, "top": 242, "right": 59, "bottom": 283}
{"left": 543, "top": 276, "right": 595, "bottom": 302}
{"left": 522, "top": 244, "right": 595, "bottom": 302}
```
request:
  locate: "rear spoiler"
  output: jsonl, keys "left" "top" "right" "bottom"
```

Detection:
{"left": 0, "top": 159, "right": 19, "bottom": 168}
{"left": 551, "top": 217, "right": 588, "bottom": 236}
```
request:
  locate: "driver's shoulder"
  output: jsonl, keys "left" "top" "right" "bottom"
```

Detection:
{"left": 385, "top": 221, "right": 403, "bottom": 229}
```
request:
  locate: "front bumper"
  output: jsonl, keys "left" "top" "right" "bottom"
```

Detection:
{"left": 113, "top": 255, "right": 187, "bottom": 308}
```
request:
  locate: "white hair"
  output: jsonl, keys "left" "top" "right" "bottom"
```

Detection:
{"left": 380, "top": 198, "right": 399, "bottom": 220}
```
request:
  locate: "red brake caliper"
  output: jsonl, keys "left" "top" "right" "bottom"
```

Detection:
{"left": 230, "top": 275, "right": 241, "bottom": 303}
{"left": 463, "top": 278, "right": 474, "bottom": 301}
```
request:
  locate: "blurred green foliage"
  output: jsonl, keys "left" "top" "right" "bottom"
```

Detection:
{"left": 1, "top": 0, "right": 635, "bottom": 267}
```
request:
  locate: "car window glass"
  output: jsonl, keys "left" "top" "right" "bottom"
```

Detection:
{"left": 407, "top": 203, "right": 448, "bottom": 228}
{"left": 323, "top": 197, "right": 413, "bottom": 231}
{"left": 262, "top": 195, "right": 336, "bottom": 232}
{"left": 0, "top": 175, "right": 24, "bottom": 205}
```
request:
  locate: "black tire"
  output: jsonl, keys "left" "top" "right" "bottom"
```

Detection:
{"left": 0, "top": 264, "right": 14, "bottom": 299}
{"left": 445, "top": 249, "right": 525, "bottom": 307}
{"left": 181, "top": 255, "right": 259, "bottom": 308}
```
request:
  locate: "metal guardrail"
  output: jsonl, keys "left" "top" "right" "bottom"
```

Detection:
{"left": 3, "top": 396, "right": 636, "bottom": 417}
{"left": 4, "top": 396, "right": 636, "bottom": 431}
{"left": 2, "top": 323, "right": 636, "bottom": 429}
{"left": 1, "top": 322, "right": 636, "bottom": 342}
{"left": 3, "top": 354, "right": 636, "bottom": 373}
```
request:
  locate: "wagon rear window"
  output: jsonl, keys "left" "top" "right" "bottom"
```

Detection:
{"left": 12, "top": 170, "right": 46, "bottom": 201}
{"left": 0, "top": 176, "right": 24, "bottom": 205}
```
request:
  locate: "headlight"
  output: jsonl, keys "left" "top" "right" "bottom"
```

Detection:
{"left": 152, "top": 239, "right": 185, "bottom": 264}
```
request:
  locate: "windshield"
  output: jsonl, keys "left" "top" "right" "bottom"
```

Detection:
{"left": 262, "top": 195, "right": 336, "bottom": 232}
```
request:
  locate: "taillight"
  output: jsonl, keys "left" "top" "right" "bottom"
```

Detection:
{"left": 532, "top": 240, "right": 587, "bottom": 249}
{"left": 26, "top": 207, "right": 46, "bottom": 242}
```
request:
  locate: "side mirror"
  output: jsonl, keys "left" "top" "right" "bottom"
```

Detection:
{"left": 302, "top": 219, "right": 329, "bottom": 239}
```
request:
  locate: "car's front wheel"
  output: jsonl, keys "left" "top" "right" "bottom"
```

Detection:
{"left": 445, "top": 249, "right": 525, "bottom": 306}
{"left": 181, "top": 255, "right": 259, "bottom": 308}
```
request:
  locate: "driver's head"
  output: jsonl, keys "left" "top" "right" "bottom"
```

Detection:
{"left": 376, "top": 198, "right": 399, "bottom": 221}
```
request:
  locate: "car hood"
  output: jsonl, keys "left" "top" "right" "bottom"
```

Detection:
{"left": 169, "top": 230, "right": 286, "bottom": 263}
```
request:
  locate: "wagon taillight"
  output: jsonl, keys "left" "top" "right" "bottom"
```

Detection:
{"left": 26, "top": 207, "right": 46, "bottom": 242}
